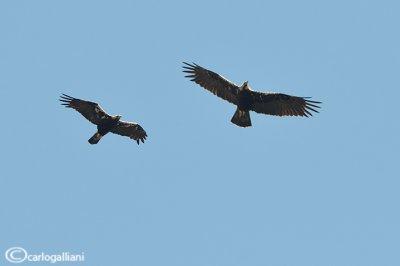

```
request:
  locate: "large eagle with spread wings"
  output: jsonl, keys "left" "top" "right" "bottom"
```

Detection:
{"left": 60, "top": 94, "right": 147, "bottom": 145}
{"left": 183, "top": 62, "right": 321, "bottom": 127}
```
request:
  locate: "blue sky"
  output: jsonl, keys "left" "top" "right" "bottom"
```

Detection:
{"left": 1, "top": 0, "right": 399, "bottom": 265}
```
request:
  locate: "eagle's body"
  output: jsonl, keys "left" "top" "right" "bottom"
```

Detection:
{"left": 183, "top": 62, "right": 321, "bottom": 127}
{"left": 88, "top": 115, "right": 121, "bottom": 144}
{"left": 237, "top": 86, "right": 253, "bottom": 110}
{"left": 232, "top": 84, "right": 254, "bottom": 127}
{"left": 60, "top": 94, "right": 147, "bottom": 145}
{"left": 97, "top": 116, "right": 120, "bottom": 135}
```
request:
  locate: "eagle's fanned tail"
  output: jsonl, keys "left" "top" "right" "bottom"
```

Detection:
{"left": 88, "top": 132, "right": 103, "bottom": 145}
{"left": 231, "top": 108, "right": 252, "bottom": 127}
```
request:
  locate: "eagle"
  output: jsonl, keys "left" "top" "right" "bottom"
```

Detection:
{"left": 183, "top": 62, "right": 321, "bottom": 127}
{"left": 60, "top": 94, "right": 147, "bottom": 145}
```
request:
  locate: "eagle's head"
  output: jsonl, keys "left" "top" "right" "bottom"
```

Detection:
{"left": 241, "top": 81, "right": 250, "bottom": 90}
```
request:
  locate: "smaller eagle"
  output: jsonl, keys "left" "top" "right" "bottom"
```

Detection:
{"left": 60, "top": 94, "right": 147, "bottom": 145}
{"left": 183, "top": 62, "right": 321, "bottom": 127}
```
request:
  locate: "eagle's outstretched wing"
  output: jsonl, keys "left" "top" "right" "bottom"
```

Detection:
{"left": 250, "top": 91, "right": 321, "bottom": 117}
{"left": 60, "top": 94, "right": 111, "bottom": 125}
{"left": 111, "top": 121, "right": 147, "bottom": 144}
{"left": 182, "top": 62, "right": 240, "bottom": 105}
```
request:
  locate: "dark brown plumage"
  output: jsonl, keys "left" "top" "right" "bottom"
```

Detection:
{"left": 60, "top": 94, "right": 147, "bottom": 145}
{"left": 183, "top": 62, "right": 321, "bottom": 127}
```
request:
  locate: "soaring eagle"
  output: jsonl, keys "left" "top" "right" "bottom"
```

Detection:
{"left": 60, "top": 94, "right": 147, "bottom": 145}
{"left": 183, "top": 62, "right": 321, "bottom": 127}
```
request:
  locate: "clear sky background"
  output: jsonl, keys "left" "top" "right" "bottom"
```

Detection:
{"left": 1, "top": 1, "right": 399, "bottom": 265}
